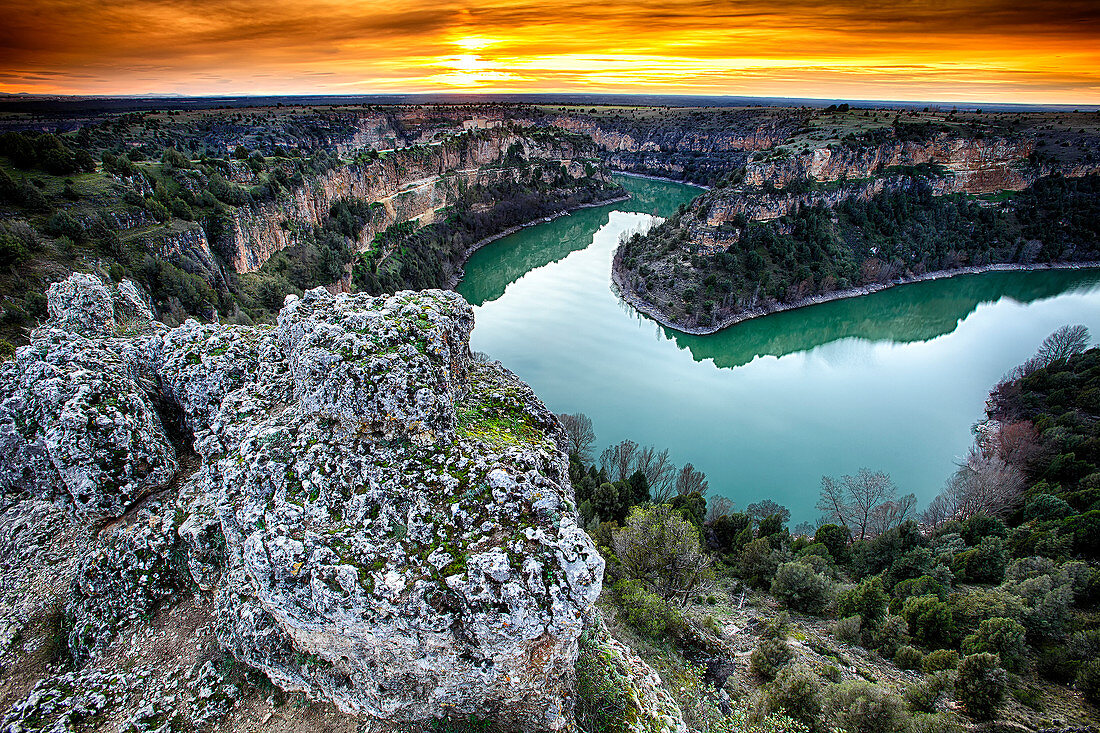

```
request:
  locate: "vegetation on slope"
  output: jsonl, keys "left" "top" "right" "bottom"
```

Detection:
{"left": 569, "top": 327, "right": 1100, "bottom": 732}
{"left": 618, "top": 174, "right": 1100, "bottom": 329}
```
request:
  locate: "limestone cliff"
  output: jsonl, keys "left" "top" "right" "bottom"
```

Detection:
{"left": 223, "top": 127, "right": 607, "bottom": 274}
{"left": 0, "top": 274, "right": 685, "bottom": 733}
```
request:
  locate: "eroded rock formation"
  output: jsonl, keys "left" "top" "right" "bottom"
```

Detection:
{"left": 0, "top": 274, "right": 612, "bottom": 731}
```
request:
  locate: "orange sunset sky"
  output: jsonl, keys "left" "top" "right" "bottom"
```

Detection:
{"left": 0, "top": 0, "right": 1098, "bottom": 103}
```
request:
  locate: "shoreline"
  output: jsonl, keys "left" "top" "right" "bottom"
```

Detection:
{"left": 446, "top": 192, "right": 632, "bottom": 290}
{"left": 612, "top": 260, "right": 1100, "bottom": 336}
{"left": 613, "top": 170, "right": 711, "bottom": 190}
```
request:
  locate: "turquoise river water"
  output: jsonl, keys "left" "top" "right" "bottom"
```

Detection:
{"left": 458, "top": 175, "right": 1100, "bottom": 523}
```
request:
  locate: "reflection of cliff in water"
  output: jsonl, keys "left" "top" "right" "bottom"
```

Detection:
{"left": 460, "top": 207, "right": 615, "bottom": 306}
{"left": 460, "top": 175, "right": 702, "bottom": 306}
{"left": 668, "top": 268, "right": 1100, "bottom": 369}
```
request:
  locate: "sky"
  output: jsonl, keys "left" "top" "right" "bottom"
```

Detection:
{"left": 0, "top": 0, "right": 1098, "bottom": 103}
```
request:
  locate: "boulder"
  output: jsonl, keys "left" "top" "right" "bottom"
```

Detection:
{"left": 0, "top": 276, "right": 605, "bottom": 731}
{"left": 207, "top": 288, "right": 603, "bottom": 730}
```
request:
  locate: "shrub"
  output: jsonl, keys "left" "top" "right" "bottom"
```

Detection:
{"left": 866, "top": 615, "right": 909, "bottom": 658}
{"left": 904, "top": 671, "right": 954, "bottom": 713}
{"left": 961, "top": 617, "right": 1027, "bottom": 672}
{"left": 612, "top": 579, "right": 684, "bottom": 639}
{"left": 890, "top": 575, "right": 946, "bottom": 614}
{"left": 901, "top": 595, "right": 955, "bottom": 648}
{"left": 771, "top": 562, "right": 835, "bottom": 614}
{"left": 951, "top": 536, "right": 1007, "bottom": 583}
{"left": 814, "top": 524, "right": 852, "bottom": 563}
{"left": 909, "top": 712, "right": 964, "bottom": 733}
{"left": 955, "top": 653, "right": 1006, "bottom": 721}
{"left": 894, "top": 645, "right": 924, "bottom": 671}
{"left": 751, "top": 637, "right": 793, "bottom": 681}
{"left": 614, "top": 504, "right": 713, "bottom": 604}
{"left": 922, "top": 649, "right": 959, "bottom": 673}
{"left": 739, "top": 537, "right": 781, "bottom": 588}
{"left": 1076, "top": 659, "right": 1100, "bottom": 705}
{"left": 838, "top": 577, "right": 887, "bottom": 626}
{"left": 574, "top": 630, "right": 632, "bottom": 733}
{"left": 1024, "top": 493, "right": 1073, "bottom": 522}
{"left": 764, "top": 664, "right": 823, "bottom": 730}
{"left": 833, "top": 616, "right": 862, "bottom": 646}
{"left": 825, "top": 680, "right": 911, "bottom": 733}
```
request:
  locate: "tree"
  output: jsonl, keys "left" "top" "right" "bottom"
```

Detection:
{"left": 818, "top": 469, "right": 913, "bottom": 541}
{"left": 635, "top": 446, "right": 677, "bottom": 501}
{"left": 748, "top": 499, "right": 791, "bottom": 526}
{"left": 558, "top": 412, "right": 596, "bottom": 463}
{"left": 1035, "top": 324, "right": 1090, "bottom": 365}
{"left": 600, "top": 439, "right": 639, "bottom": 483}
{"left": 674, "top": 462, "right": 709, "bottom": 497}
{"left": 613, "top": 504, "right": 713, "bottom": 605}
{"left": 927, "top": 450, "right": 1025, "bottom": 522}
{"left": 706, "top": 496, "right": 733, "bottom": 523}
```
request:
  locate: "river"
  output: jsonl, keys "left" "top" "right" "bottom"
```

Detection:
{"left": 458, "top": 175, "right": 1100, "bottom": 524}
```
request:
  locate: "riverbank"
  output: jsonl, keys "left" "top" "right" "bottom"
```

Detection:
{"left": 612, "top": 259, "right": 1100, "bottom": 336}
{"left": 447, "top": 192, "right": 632, "bottom": 289}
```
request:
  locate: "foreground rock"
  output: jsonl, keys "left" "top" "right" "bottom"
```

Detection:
{"left": 0, "top": 274, "right": 606, "bottom": 731}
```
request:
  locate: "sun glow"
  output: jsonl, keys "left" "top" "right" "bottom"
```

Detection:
{"left": 0, "top": 0, "right": 1096, "bottom": 102}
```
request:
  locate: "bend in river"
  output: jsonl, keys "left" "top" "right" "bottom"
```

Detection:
{"left": 459, "top": 175, "right": 1100, "bottom": 523}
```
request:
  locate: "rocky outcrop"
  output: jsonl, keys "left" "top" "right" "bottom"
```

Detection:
{"left": 742, "top": 135, "right": 1038, "bottom": 194}
{"left": 0, "top": 277, "right": 176, "bottom": 517}
{"left": 0, "top": 274, "right": 605, "bottom": 731}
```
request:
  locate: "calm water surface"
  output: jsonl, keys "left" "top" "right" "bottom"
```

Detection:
{"left": 459, "top": 175, "right": 1100, "bottom": 523}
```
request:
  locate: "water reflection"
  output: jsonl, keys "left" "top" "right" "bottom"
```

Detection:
{"left": 670, "top": 269, "right": 1100, "bottom": 368}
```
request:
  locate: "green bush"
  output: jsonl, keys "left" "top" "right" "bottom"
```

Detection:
{"left": 838, "top": 577, "right": 888, "bottom": 626}
{"left": 904, "top": 671, "right": 953, "bottom": 713}
{"left": 1076, "top": 659, "right": 1100, "bottom": 705}
{"left": 574, "top": 631, "right": 632, "bottom": 733}
{"left": 833, "top": 616, "right": 861, "bottom": 646}
{"left": 751, "top": 637, "right": 793, "bottom": 681}
{"left": 955, "top": 653, "right": 1006, "bottom": 721}
{"left": 764, "top": 665, "right": 823, "bottom": 731}
{"left": 922, "top": 649, "right": 959, "bottom": 674}
{"left": 951, "top": 536, "right": 1007, "bottom": 584}
{"left": 961, "top": 617, "right": 1027, "bottom": 672}
{"left": 825, "top": 680, "right": 911, "bottom": 733}
{"left": 612, "top": 579, "right": 683, "bottom": 639}
{"left": 739, "top": 537, "right": 780, "bottom": 588}
{"left": 894, "top": 645, "right": 924, "bottom": 671}
{"left": 901, "top": 595, "right": 955, "bottom": 648}
{"left": 771, "top": 562, "right": 835, "bottom": 614}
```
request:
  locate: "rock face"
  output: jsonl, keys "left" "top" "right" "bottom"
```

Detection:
{"left": 0, "top": 278, "right": 175, "bottom": 517}
{"left": 0, "top": 273, "right": 605, "bottom": 731}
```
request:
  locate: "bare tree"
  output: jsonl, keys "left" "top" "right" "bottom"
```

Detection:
{"left": 675, "top": 463, "right": 709, "bottom": 497}
{"left": 949, "top": 450, "right": 1026, "bottom": 519}
{"left": 558, "top": 412, "right": 596, "bottom": 463}
{"left": 746, "top": 499, "right": 790, "bottom": 525}
{"left": 1006, "top": 324, "right": 1091, "bottom": 380}
{"left": 635, "top": 446, "right": 677, "bottom": 501}
{"left": 706, "top": 496, "right": 733, "bottom": 523}
{"left": 867, "top": 493, "right": 918, "bottom": 536}
{"left": 600, "top": 439, "right": 639, "bottom": 483}
{"left": 920, "top": 491, "right": 958, "bottom": 531}
{"left": 1035, "top": 324, "right": 1090, "bottom": 365}
{"left": 817, "top": 468, "right": 904, "bottom": 540}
